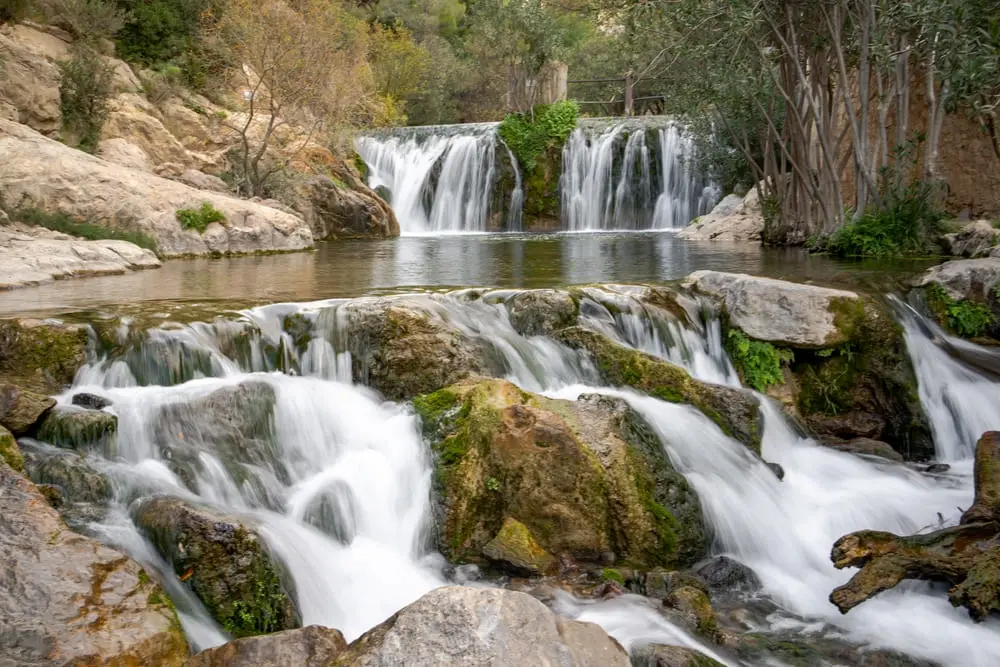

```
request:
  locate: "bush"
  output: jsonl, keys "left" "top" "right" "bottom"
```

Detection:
{"left": 58, "top": 46, "right": 115, "bottom": 153}
{"left": 115, "top": 0, "right": 208, "bottom": 64}
{"left": 176, "top": 202, "right": 225, "bottom": 233}
{"left": 56, "top": 0, "right": 127, "bottom": 41}
{"left": 10, "top": 207, "right": 158, "bottom": 252}
{"left": 0, "top": 0, "right": 33, "bottom": 25}
{"left": 498, "top": 100, "right": 579, "bottom": 173}
{"left": 926, "top": 284, "right": 996, "bottom": 338}
{"left": 726, "top": 329, "right": 792, "bottom": 392}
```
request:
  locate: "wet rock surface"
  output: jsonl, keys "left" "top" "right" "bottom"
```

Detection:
{"left": 0, "top": 318, "right": 89, "bottom": 394}
{"left": 185, "top": 625, "right": 348, "bottom": 667}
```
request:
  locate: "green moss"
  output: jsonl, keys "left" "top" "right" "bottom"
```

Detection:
{"left": 0, "top": 319, "right": 89, "bottom": 394}
{"left": 223, "top": 568, "right": 288, "bottom": 637}
{"left": 828, "top": 296, "right": 867, "bottom": 343}
{"left": 926, "top": 284, "right": 995, "bottom": 338}
{"left": 725, "top": 329, "right": 792, "bottom": 392}
{"left": 176, "top": 202, "right": 226, "bottom": 234}
{"left": 8, "top": 207, "right": 158, "bottom": 253}
{"left": 352, "top": 152, "right": 369, "bottom": 180}
{"left": 281, "top": 313, "right": 312, "bottom": 355}
{"left": 601, "top": 568, "right": 625, "bottom": 585}
{"left": 412, "top": 388, "right": 460, "bottom": 428}
{"left": 0, "top": 426, "right": 24, "bottom": 473}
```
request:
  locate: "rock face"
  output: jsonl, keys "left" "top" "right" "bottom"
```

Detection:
{"left": 21, "top": 440, "right": 112, "bottom": 506}
{"left": 677, "top": 190, "right": 763, "bottom": 242}
{"left": 416, "top": 379, "right": 707, "bottom": 570}
{"left": 505, "top": 289, "right": 580, "bottom": 336}
{"left": 0, "top": 461, "right": 189, "bottom": 665}
{"left": 555, "top": 327, "right": 762, "bottom": 452}
{"left": 942, "top": 220, "right": 1000, "bottom": 258}
{"left": 133, "top": 495, "right": 299, "bottom": 638}
{"left": 0, "top": 318, "right": 89, "bottom": 394}
{"left": 296, "top": 175, "right": 399, "bottom": 239}
{"left": 338, "top": 586, "right": 630, "bottom": 667}
{"left": 830, "top": 431, "right": 1000, "bottom": 621}
{"left": 687, "top": 271, "right": 862, "bottom": 348}
{"left": 0, "top": 118, "right": 314, "bottom": 257}
{"left": 185, "top": 625, "right": 348, "bottom": 667}
{"left": 0, "top": 24, "right": 64, "bottom": 135}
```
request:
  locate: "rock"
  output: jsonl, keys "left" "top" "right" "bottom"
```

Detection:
{"left": 185, "top": 625, "right": 348, "bottom": 667}
{"left": 0, "top": 461, "right": 188, "bottom": 665}
{"left": 20, "top": 440, "right": 112, "bottom": 504}
{"left": 924, "top": 463, "right": 951, "bottom": 474}
{"left": 338, "top": 586, "right": 630, "bottom": 666}
{"left": 0, "top": 118, "right": 313, "bottom": 257}
{"left": 72, "top": 392, "right": 112, "bottom": 410}
{"left": 631, "top": 644, "right": 726, "bottom": 667}
{"left": 918, "top": 257, "right": 1000, "bottom": 302}
{"left": 554, "top": 327, "right": 762, "bottom": 452}
{"left": 830, "top": 432, "right": 1000, "bottom": 621}
{"left": 37, "top": 406, "right": 118, "bottom": 455}
{"left": 294, "top": 175, "right": 399, "bottom": 239}
{"left": 962, "top": 431, "right": 1000, "bottom": 524}
{"left": 342, "top": 296, "right": 494, "bottom": 400}
{"left": 133, "top": 495, "right": 299, "bottom": 637}
{"left": 695, "top": 556, "right": 761, "bottom": 593}
{"left": 944, "top": 221, "right": 1000, "bottom": 258}
{"left": 0, "top": 222, "right": 163, "bottom": 290}
{"left": 665, "top": 585, "right": 720, "bottom": 641}
{"left": 483, "top": 516, "right": 558, "bottom": 575}
{"left": 677, "top": 190, "right": 763, "bottom": 242}
{"left": 0, "top": 318, "right": 89, "bottom": 394}
{"left": 0, "top": 383, "right": 55, "bottom": 434}
{"left": 0, "top": 25, "right": 64, "bottom": 135}
{"left": 97, "top": 137, "right": 153, "bottom": 172}
{"left": 0, "top": 424, "right": 24, "bottom": 472}
{"left": 102, "top": 93, "right": 193, "bottom": 167}
{"left": 416, "top": 380, "right": 708, "bottom": 570}
{"left": 505, "top": 289, "right": 579, "bottom": 336}
{"left": 823, "top": 438, "right": 904, "bottom": 463}
{"left": 766, "top": 462, "right": 784, "bottom": 480}
{"left": 686, "top": 271, "right": 862, "bottom": 348}
{"left": 174, "top": 169, "right": 231, "bottom": 193}
{"left": 152, "top": 381, "right": 282, "bottom": 492}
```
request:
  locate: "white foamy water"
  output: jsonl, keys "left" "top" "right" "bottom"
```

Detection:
{"left": 57, "top": 289, "right": 1000, "bottom": 664}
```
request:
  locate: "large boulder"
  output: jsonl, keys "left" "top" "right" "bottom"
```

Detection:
{"left": 0, "top": 461, "right": 188, "bottom": 665}
{"left": 37, "top": 405, "right": 118, "bottom": 455}
{"left": 101, "top": 93, "right": 193, "bottom": 168}
{"left": 918, "top": 257, "right": 1000, "bottom": 303}
{"left": 295, "top": 175, "right": 399, "bottom": 239}
{"left": 0, "top": 318, "right": 89, "bottom": 394}
{"left": 185, "top": 625, "right": 348, "bottom": 667}
{"left": 415, "top": 379, "right": 708, "bottom": 570}
{"left": 942, "top": 220, "right": 1000, "bottom": 258}
{"left": 0, "top": 24, "right": 64, "bottom": 135}
{"left": 0, "top": 118, "right": 314, "bottom": 257}
{"left": 338, "top": 586, "right": 630, "bottom": 666}
{"left": 0, "top": 383, "right": 55, "bottom": 435}
{"left": 20, "top": 440, "right": 112, "bottom": 506}
{"left": 0, "top": 424, "right": 23, "bottom": 472}
{"left": 554, "top": 327, "right": 762, "bottom": 452}
{"left": 504, "top": 289, "right": 580, "bottom": 336}
{"left": 133, "top": 495, "right": 299, "bottom": 638}
{"left": 686, "top": 271, "right": 862, "bottom": 348}
{"left": 677, "top": 190, "right": 763, "bottom": 242}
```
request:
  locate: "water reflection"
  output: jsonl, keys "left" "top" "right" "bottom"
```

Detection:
{"left": 0, "top": 232, "right": 935, "bottom": 316}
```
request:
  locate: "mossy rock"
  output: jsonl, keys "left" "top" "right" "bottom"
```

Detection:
{"left": 133, "top": 496, "right": 299, "bottom": 638}
{"left": 0, "top": 319, "right": 89, "bottom": 394}
{"left": 0, "top": 425, "right": 24, "bottom": 472}
{"left": 37, "top": 407, "right": 118, "bottom": 456}
{"left": 521, "top": 145, "right": 563, "bottom": 224}
{"left": 20, "top": 441, "right": 111, "bottom": 505}
{"left": 665, "top": 585, "right": 721, "bottom": 641}
{"left": 482, "top": 517, "right": 557, "bottom": 575}
{"left": 416, "top": 378, "right": 707, "bottom": 571}
{"left": 554, "top": 327, "right": 763, "bottom": 453}
{"left": 631, "top": 644, "right": 726, "bottom": 667}
{"left": 0, "top": 383, "right": 56, "bottom": 435}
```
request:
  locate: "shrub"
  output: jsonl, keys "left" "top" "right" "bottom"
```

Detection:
{"left": 926, "top": 284, "right": 995, "bottom": 338}
{"left": 176, "top": 202, "right": 226, "bottom": 233}
{"left": 0, "top": 0, "right": 33, "bottom": 25}
{"left": 58, "top": 46, "right": 115, "bottom": 153}
{"left": 115, "top": 0, "right": 207, "bottom": 65}
{"left": 498, "top": 100, "right": 579, "bottom": 173}
{"left": 10, "top": 207, "right": 158, "bottom": 252}
{"left": 56, "top": 0, "right": 127, "bottom": 41}
{"left": 726, "top": 329, "right": 792, "bottom": 392}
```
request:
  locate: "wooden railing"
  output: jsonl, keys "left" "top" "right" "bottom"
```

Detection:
{"left": 567, "top": 73, "right": 666, "bottom": 116}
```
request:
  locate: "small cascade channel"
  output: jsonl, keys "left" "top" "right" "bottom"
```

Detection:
{"left": 46, "top": 288, "right": 1000, "bottom": 665}
{"left": 356, "top": 118, "right": 719, "bottom": 234}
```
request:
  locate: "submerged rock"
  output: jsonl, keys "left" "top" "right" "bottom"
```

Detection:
{"left": 0, "top": 461, "right": 188, "bottom": 665}
{"left": 338, "top": 586, "right": 630, "bottom": 666}
{"left": 0, "top": 383, "right": 55, "bottom": 435}
{"left": 555, "top": 327, "right": 762, "bottom": 453}
{"left": 823, "top": 438, "right": 904, "bottom": 463}
{"left": 72, "top": 391, "right": 112, "bottom": 410}
{"left": 185, "top": 625, "right": 348, "bottom": 667}
{"left": 20, "top": 440, "right": 112, "bottom": 505}
{"left": 505, "top": 289, "right": 579, "bottom": 336}
{"left": 37, "top": 405, "right": 118, "bottom": 455}
{"left": 0, "top": 318, "right": 89, "bottom": 394}
{"left": 416, "top": 379, "right": 708, "bottom": 571}
{"left": 133, "top": 495, "right": 299, "bottom": 638}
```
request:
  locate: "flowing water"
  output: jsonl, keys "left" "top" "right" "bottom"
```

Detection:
{"left": 29, "top": 283, "right": 1000, "bottom": 665}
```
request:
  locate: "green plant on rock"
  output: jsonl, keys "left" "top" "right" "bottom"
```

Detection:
{"left": 58, "top": 45, "right": 115, "bottom": 153}
{"left": 176, "top": 202, "right": 226, "bottom": 233}
{"left": 725, "top": 330, "right": 792, "bottom": 392}
{"left": 926, "top": 284, "right": 996, "bottom": 338}
{"left": 10, "top": 207, "right": 158, "bottom": 252}
{"left": 601, "top": 568, "right": 625, "bottom": 585}
{"left": 498, "top": 100, "right": 579, "bottom": 174}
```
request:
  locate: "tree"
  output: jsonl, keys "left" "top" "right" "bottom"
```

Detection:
{"left": 368, "top": 21, "right": 431, "bottom": 114}
{"left": 214, "top": 0, "right": 372, "bottom": 196}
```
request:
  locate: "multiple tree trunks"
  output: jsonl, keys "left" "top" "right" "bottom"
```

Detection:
{"left": 829, "top": 431, "right": 1000, "bottom": 621}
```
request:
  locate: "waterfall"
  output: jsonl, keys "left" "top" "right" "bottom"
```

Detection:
{"left": 562, "top": 122, "right": 720, "bottom": 231}
{"left": 54, "top": 288, "right": 1000, "bottom": 665}
{"left": 356, "top": 124, "right": 519, "bottom": 234}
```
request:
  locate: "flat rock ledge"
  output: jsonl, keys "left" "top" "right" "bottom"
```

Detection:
{"left": 0, "top": 221, "right": 160, "bottom": 289}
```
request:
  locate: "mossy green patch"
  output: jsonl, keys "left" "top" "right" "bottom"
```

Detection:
{"left": 9, "top": 207, "right": 158, "bottom": 253}
{"left": 601, "top": 568, "right": 625, "bottom": 584}
{"left": 0, "top": 426, "right": 24, "bottom": 472}
{"left": 725, "top": 329, "right": 793, "bottom": 392}
{"left": 926, "top": 283, "right": 996, "bottom": 338}
{"left": 0, "top": 319, "right": 89, "bottom": 394}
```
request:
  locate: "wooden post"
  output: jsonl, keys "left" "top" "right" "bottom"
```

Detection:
{"left": 624, "top": 71, "right": 634, "bottom": 116}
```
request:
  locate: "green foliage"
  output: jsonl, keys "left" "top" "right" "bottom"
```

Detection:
{"left": 601, "top": 568, "right": 625, "bottom": 585}
{"left": 486, "top": 476, "right": 500, "bottom": 492}
{"left": 10, "top": 207, "right": 158, "bottom": 252}
{"left": 58, "top": 46, "right": 115, "bottom": 153}
{"left": 823, "top": 184, "right": 947, "bottom": 258}
{"left": 58, "top": 0, "right": 127, "bottom": 41}
{"left": 223, "top": 572, "right": 287, "bottom": 637}
{"left": 726, "top": 330, "right": 791, "bottom": 392}
{"left": 114, "top": 0, "right": 208, "bottom": 65}
{"left": 926, "top": 284, "right": 996, "bottom": 338}
{"left": 498, "top": 100, "right": 579, "bottom": 173}
{"left": 176, "top": 202, "right": 226, "bottom": 233}
{"left": 0, "top": 0, "right": 33, "bottom": 25}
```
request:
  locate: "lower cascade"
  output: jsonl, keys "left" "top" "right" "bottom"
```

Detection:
{"left": 5, "top": 279, "right": 1000, "bottom": 665}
